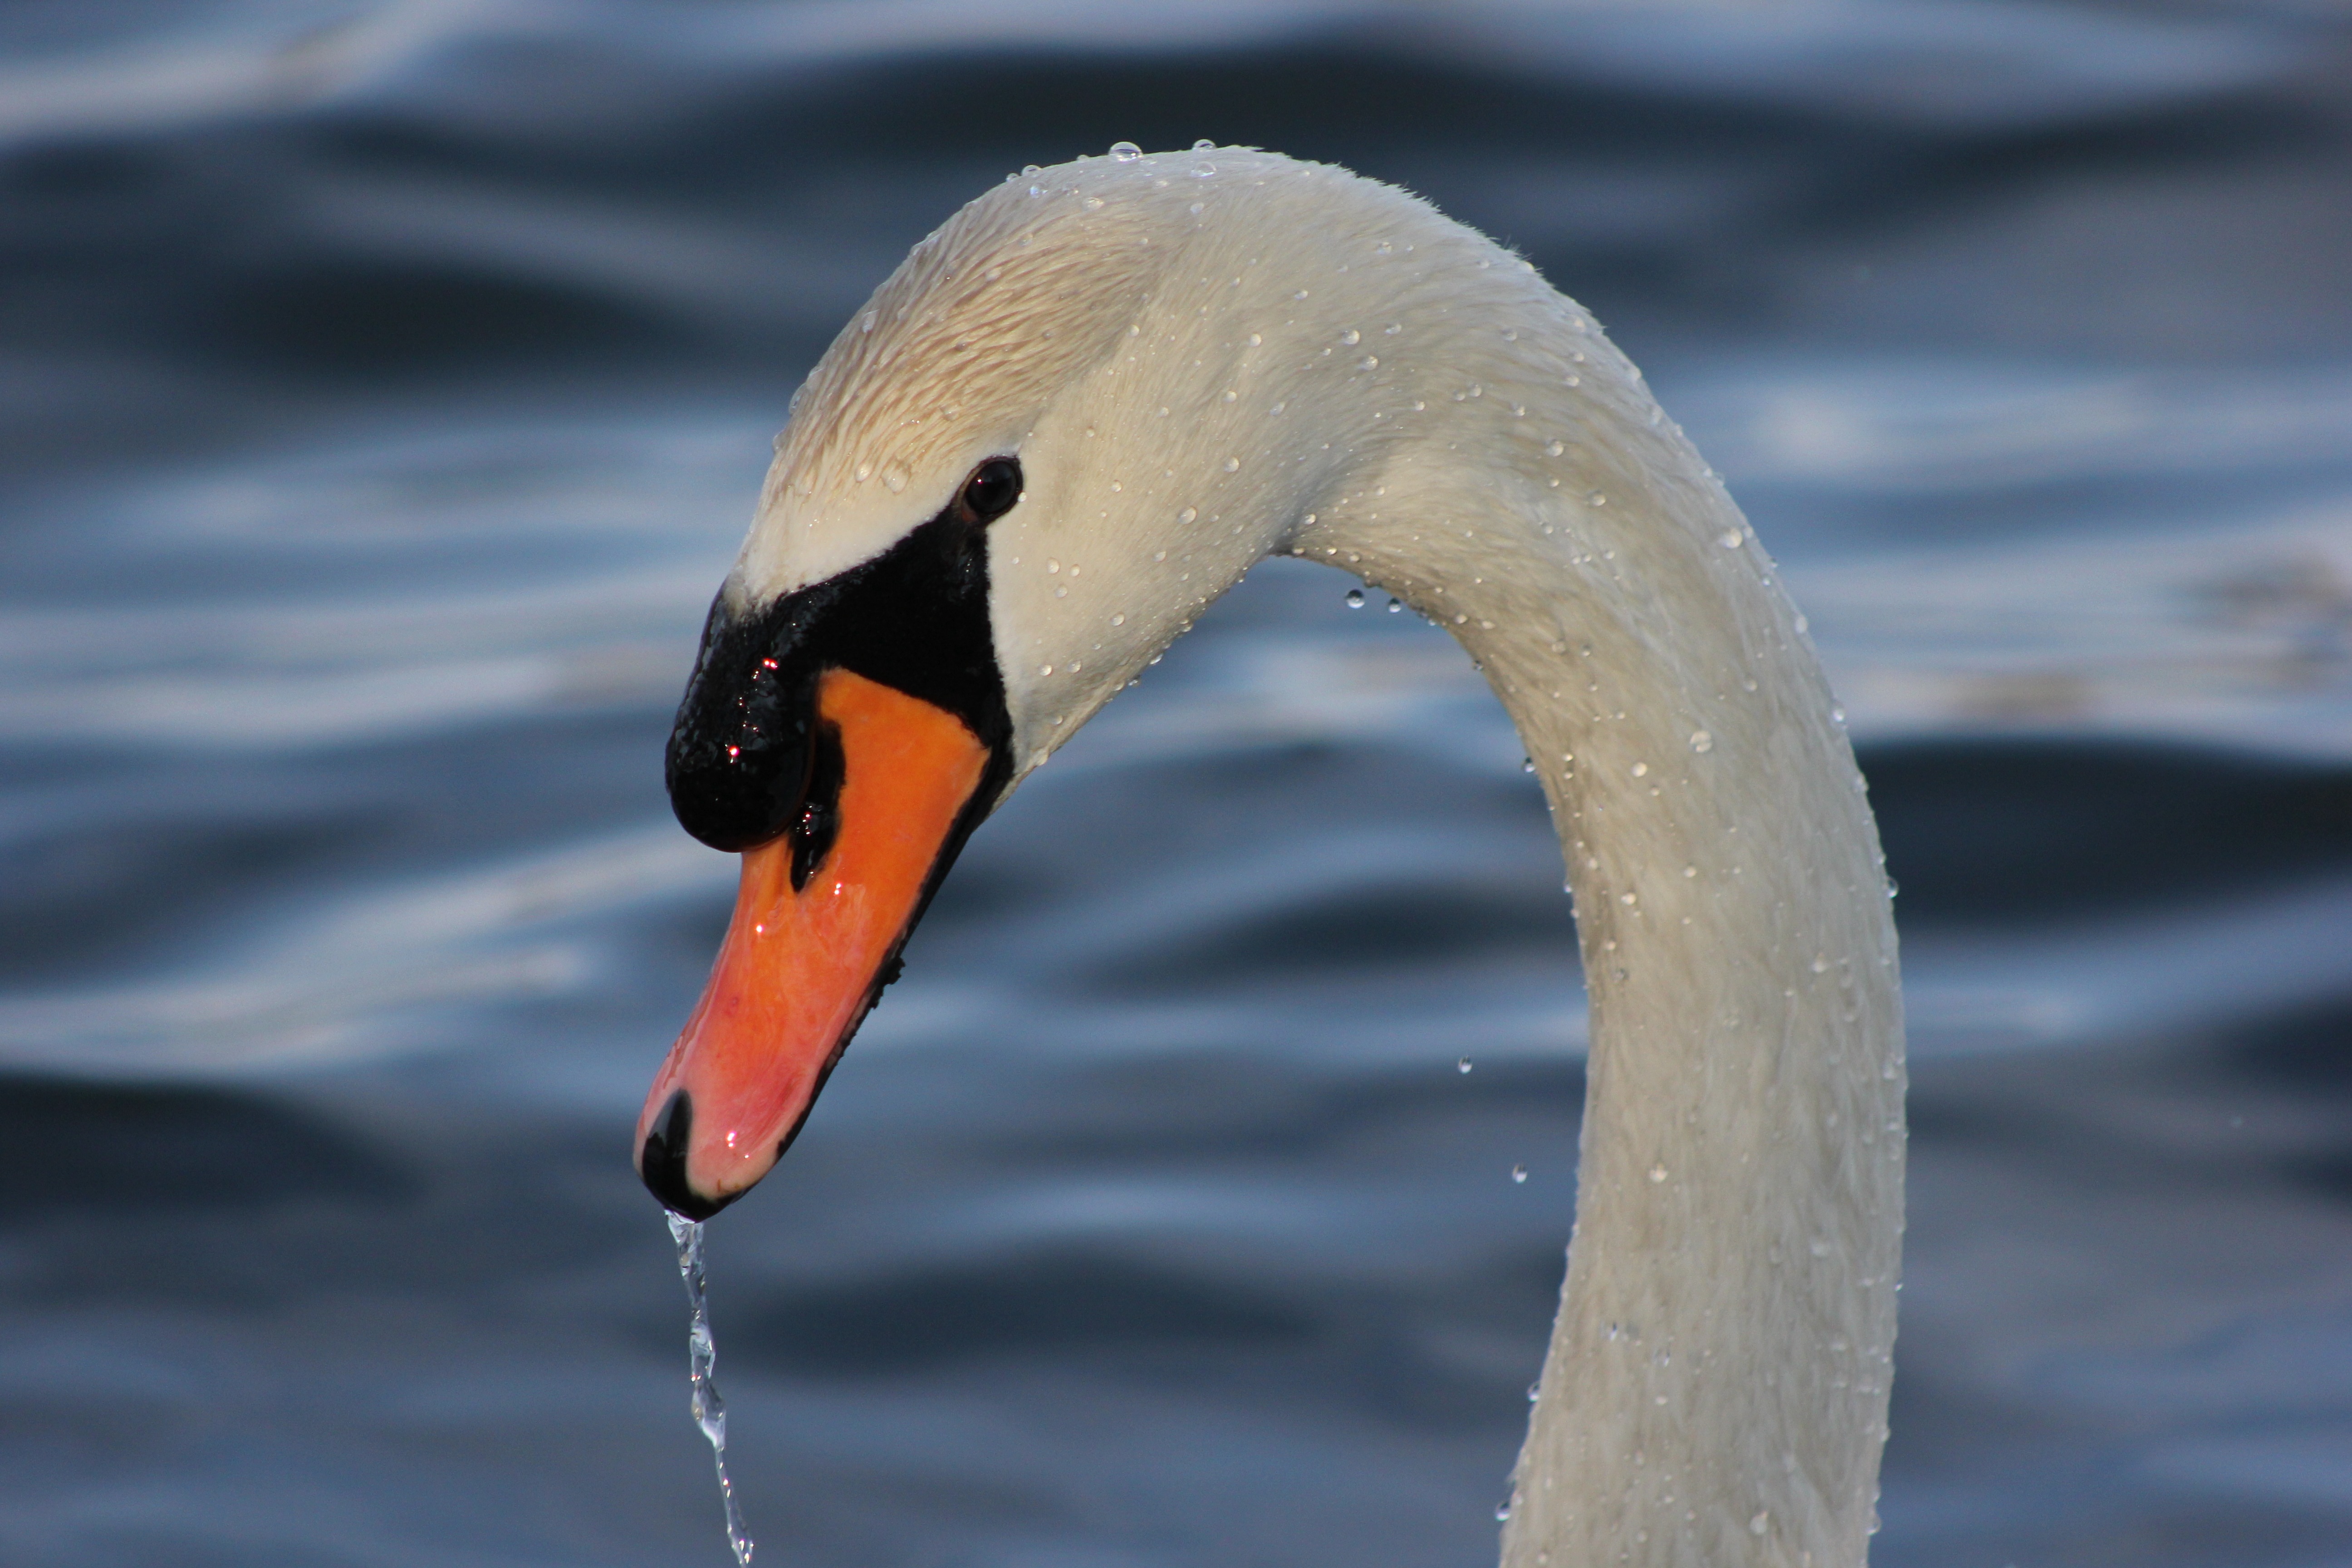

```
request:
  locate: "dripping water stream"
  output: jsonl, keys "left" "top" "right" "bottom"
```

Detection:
{"left": 668, "top": 1213, "right": 755, "bottom": 1566}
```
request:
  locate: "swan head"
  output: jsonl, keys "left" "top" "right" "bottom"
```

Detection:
{"left": 637, "top": 147, "right": 1520, "bottom": 1215}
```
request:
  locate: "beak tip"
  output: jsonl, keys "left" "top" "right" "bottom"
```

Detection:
{"left": 636, "top": 1088, "right": 735, "bottom": 1221}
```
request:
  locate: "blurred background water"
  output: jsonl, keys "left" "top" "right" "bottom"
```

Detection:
{"left": 3, "top": 3, "right": 2351, "bottom": 1565}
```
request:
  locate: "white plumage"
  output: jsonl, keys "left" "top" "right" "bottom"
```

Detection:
{"left": 730, "top": 147, "right": 1906, "bottom": 1568}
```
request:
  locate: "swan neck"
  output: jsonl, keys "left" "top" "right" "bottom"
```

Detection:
{"left": 1305, "top": 322, "right": 1906, "bottom": 1567}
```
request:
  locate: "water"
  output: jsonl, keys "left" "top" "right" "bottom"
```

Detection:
{"left": 668, "top": 1215, "right": 755, "bottom": 1567}
{"left": 1, "top": 3, "right": 2350, "bottom": 1566}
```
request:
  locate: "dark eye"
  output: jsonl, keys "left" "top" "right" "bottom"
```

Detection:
{"left": 960, "top": 457, "right": 1022, "bottom": 522}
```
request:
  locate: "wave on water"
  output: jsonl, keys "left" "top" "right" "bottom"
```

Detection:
{"left": 1, "top": 4, "right": 2349, "bottom": 1567}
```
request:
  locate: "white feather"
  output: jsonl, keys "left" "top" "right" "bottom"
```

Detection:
{"left": 735, "top": 146, "right": 1906, "bottom": 1568}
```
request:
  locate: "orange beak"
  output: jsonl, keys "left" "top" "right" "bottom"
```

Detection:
{"left": 635, "top": 667, "right": 991, "bottom": 1216}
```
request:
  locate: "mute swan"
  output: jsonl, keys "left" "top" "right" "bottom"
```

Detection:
{"left": 636, "top": 147, "right": 1904, "bottom": 1568}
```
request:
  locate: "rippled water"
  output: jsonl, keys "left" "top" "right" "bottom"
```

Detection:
{"left": 4, "top": 4, "right": 2351, "bottom": 1565}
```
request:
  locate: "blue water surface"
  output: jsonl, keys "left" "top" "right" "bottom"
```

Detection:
{"left": 3, "top": 4, "right": 2351, "bottom": 1565}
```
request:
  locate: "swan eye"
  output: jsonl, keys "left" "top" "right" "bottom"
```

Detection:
{"left": 960, "top": 457, "right": 1023, "bottom": 522}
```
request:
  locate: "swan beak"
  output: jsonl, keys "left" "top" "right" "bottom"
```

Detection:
{"left": 635, "top": 668, "right": 991, "bottom": 1217}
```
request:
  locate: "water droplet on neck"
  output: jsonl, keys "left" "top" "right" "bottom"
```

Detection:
{"left": 1192, "top": 138, "right": 1215, "bottom": 151}
{"left": 1108, "top": 141, "right": 1142, "bottom": 161}
{"left": 1386, "top": 597, "right": 1402, "bottom": 613}
{"left": 1345, "top": 588, "right": 1365, "bottom": 608}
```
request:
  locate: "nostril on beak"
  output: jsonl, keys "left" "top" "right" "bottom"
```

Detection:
{"left": 638, "top": 1089, "right": 731, "bottom": 1220}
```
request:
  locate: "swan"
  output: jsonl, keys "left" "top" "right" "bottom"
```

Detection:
{"left": 634, "top": 146, "right": 1904, "bottom": 1568}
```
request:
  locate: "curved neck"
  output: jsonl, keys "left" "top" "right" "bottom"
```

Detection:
{"left": 1295, "top": 302, "right": 1906, "bottom": 1568}
{"left": 852, "top": 150, "right": 1907, "bottom": 1562}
